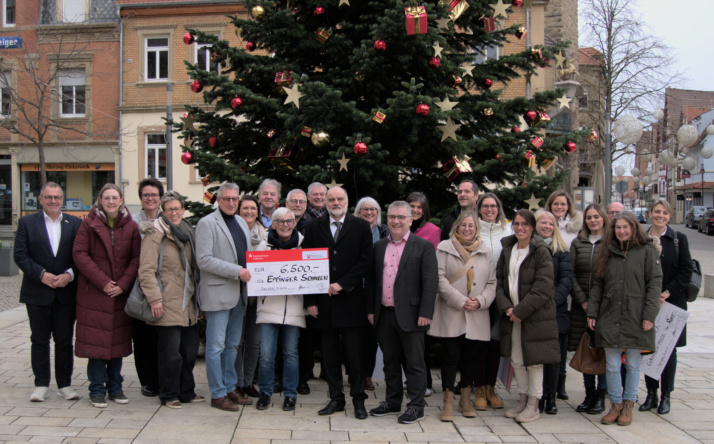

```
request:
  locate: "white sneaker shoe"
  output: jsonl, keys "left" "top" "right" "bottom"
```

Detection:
{"left": 30, "top": 386, "right": 49, "bottom": 402}
{"left": 57, "top": 387, "right": 80, "bottom": 400}
{"left": 425, "top": 387, "right": 433, "bottom": 397}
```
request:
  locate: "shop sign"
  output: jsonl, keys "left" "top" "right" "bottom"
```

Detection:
{"left": 21, "top": 163, "right": 115, "bottom": 172}
{"left": 682, "top": 169, "right": 691, "bottom": 179}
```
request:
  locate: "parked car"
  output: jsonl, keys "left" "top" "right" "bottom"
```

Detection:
{"left": 686, "top": 206, "right": 711, "bottom": 228}
{"left": 633, "top": 207, "right": 648, "bottom": 224}
{"left": 698, "top": 209, "right": 714, "bottom": 235}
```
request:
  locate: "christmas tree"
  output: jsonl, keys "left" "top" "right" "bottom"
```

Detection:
{"left": 177, "top": 0, "right": 583, "bottom": 218}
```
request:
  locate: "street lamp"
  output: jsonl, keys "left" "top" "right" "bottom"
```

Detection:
{"left": 701, "top": 165, "right": 706, "bottom": 206}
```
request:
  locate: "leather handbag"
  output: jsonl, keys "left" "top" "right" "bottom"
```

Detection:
{"left": 569, "top": 330, "right": 606, "bottom": 375}
{"left": 124, "top": 240, "right": 163, "bottom": 322}
{"left": 671, "top": 228, "right": 701, "bottom": 302}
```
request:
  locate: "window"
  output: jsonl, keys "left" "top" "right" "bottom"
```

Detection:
{"left": 3, "top": 0, "right": 15, "bottom": 26}
{"left": 146, "top": 134, "right": 167, "bottom": 179}
{"left": 59, "top": 69, "right": 86, "bottom": 117}
{"left": 473, "top": 44, "right": 499, "bottom": 64}
{"left": 145, "top": 37, "right": 169, "bottom": 81}
{"left": 579, "top": 87, "right": 589, "bottom": 109}
{"left": 0, "top": 74, "right": 10, "bottom": 117}
{"left": 63, "top": 0, "right": 85, "bottom": 22}
{"left": 196, "top": 42, "right": 219, "bottom": 74}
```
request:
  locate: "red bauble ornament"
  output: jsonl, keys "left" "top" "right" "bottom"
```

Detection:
{"left": 181, "top": 152, "right": 193, "bottom": 165}
{"left": 483, "top": 78, "right": 493, "bottom": 89}
{"left": 314, "top": 6, "right": 325, "bottom": 15}
{"left": 428, "top": 57, "right": 441, "bottom": 68}
{"left": 512, "top": 0, "right": 523, "bottom": 6}
{"left": 183, "top": 33, "right": 194, "bottom": 45}
{"left": 525, "top": 110, "right": 538, "bottom": 122}
{"left": 191, "top": 80, "right": 203, "bottom": 93}
{"left": 231, "top": 97, "right": 243, "bottom": 109}
{"left": 416, "top": 103, "right": 430, "bottom": 116}
{"left": 354, "top": 142, "right": 368, "bottom": 155}
{"left": 374, "top": 40, "right": 387, "bottom": 52}
{"left": 564, "top": 141, "right": 577, "bottom": 153}
{"left": 512, "top": 126, "right": 521, "bottom": 133}
{"left": 245, "top": 41, "right": 256, "bottom": 51}
{"left": 209, "top": 136, "right": 218, "bottom": 148}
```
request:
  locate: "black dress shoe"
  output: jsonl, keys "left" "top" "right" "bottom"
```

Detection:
{"left": 243, "top": 385, "right": 260, "bottom": 398}
{"left": 369, "top": 400, "right": 401, "bottom": 416}
{"left": 283, "top": 396, "right": 296, "bottom": 411}
{"left": 318, "top": 399, "right": 346, "bottom": 416}
{"left": 297, "top": 381, "right": 311, "bottom": 395}
{"left": 256, "top": 393, "right": 271, "bottom": 410}
{"left": 141, "top": 385, "right": 158, "bottom": 397}
{"left": 353, "top": 399, "right": 368, "bottom": 420}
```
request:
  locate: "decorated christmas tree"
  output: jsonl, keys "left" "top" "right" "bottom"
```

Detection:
{"left": 177, "top": 0, "right": 584, "bottom": 218}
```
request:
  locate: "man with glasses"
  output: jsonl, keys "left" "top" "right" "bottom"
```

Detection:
{"left": 607, "top": 202, "right": 625, "bottom": 219}
{"left": 195, "top": 183, "right": 253, "bottom": 412}
{"left": 286, "top": 189, "right": 311, "bottom": 234}
{"left": 367, "top": 201, "right": 438, "bottom": 424}
{"left": 305, "top": 182, "right": 328, "bottom": 219}
{"left": 441, "top": 180, "right": 480, "bottom": 241}
{"left": 258, "top": 179, "right": 281, "bottom": 227}
{"left": 302, "top": 186, "right": 374, "bottom": 419}
{"left": 14, "top": 182, "right": 82, "bottom": 402}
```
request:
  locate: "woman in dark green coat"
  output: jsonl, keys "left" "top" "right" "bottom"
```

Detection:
{"left": 587, "top": 212, "right": 662, "bottom": 427}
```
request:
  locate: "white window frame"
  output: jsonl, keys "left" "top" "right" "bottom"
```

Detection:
{"left": 145, "top": 133, "right": 167, "bottom": 179}
{"left": 59, "top": 69, "right": 86, "bottom": 117}
{"left": 62, "top": 0, "right": 85, "bottom": 23}
{"left": 473, "top": 44, "right": 499, "bottom": 64}
{"left": 195, "top": 41, "right": 219, "bottom": 74}
{"left": 145, "top": 37, "right": 170, "bottom": 81}
{"left": 2, "top": 0, "right": 15, "bottom": 27}
{"left": 579, "top": 87, "right": 590, "bottom": 109}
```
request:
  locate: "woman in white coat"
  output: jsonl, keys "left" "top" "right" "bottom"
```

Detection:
{"left": 429, "top": 212, "right": 496, "bottom": 422}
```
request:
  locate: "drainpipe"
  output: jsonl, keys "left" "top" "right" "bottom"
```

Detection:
{"left": 117, "top": 5, "right": 124, "bottom": 193}
{"left": 526, "top": 6, "right": 530, "bottom": 99}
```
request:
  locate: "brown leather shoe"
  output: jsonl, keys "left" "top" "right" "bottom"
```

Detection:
{"left": 211, "top": 396, "right": 240, "bottom": 412}
{"left": 617, "top": 400, "right": 634, "bottom": 426}
{"left": 365, "top": 377, "right": 375, "bottom": 391}
{"left": 227, "top": 389, "right": 253, "bottom": 405}
{"left": 601, "top": 402, "right": 622, "bottom": 425}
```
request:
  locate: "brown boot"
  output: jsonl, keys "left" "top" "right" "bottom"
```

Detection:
{"left": 473, "top": 386, "right": 488, "bottom": 411}
{"left": 601, "top": 402, "right": 622, "bottom": 425}
{"left": 458, "top": 386, "right": 477, "bottom": 418}
{"left": 227, "top": 389, "right": 253, "bottom": 405}
{"left": 617, "top": 400, "right": 634, "bottom": 426}
{"left": 505, "top": 393, "right": 528, "bottom": 418}
{"left": 211, "top": 396, "right": 240, "bottom": 412}
{"left": 440, "top": 389, "right": 454, "bottom": 422}
{"left": 515, "top": 396, "right": 540, "bottom": 423}
{"left": 486, "top": 385, "right": 504, "bottom": 409}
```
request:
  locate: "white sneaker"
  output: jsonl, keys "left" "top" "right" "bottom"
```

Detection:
{"left": 425, "top": 387, "right": 433, "bottom": 397}
{"left": 30, "top": 386, "right": 49, "bottom": 402}
{"left": 57, "top": 387, "right": 80, "bottom": 400}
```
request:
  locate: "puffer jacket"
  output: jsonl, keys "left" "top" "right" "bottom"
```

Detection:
{"left": 479, "top": 219, "right": 513, "bottom": 269}
{"left": 138, "top": 218, "right": 198, "bottom": 327}
{"left": 557, "top": 211, "right": 583, "bottom": 248}
{"left": 254, "top": 233, "right": 307, "bottom": 328}
{"left": 587, "top": 239, "right": 663, "bottom": 350}
{"left": 548, "top": 245, "right": 573, "bottom": 335}
{"left": 495, "top": 234, "right": 560, "bottom": 366}
{"left": 568, "top": 233, "right": 602, "bottom": 351}
{"left": 73, "top": 206, "right": 141, "bottom": 360}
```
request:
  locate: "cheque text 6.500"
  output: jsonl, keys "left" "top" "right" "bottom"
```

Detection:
{"left": 280, "top": 264, "right": 312, "bottom": 273}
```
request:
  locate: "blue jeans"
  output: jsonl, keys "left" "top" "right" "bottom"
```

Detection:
{"left": 204, "top": 302, "right": 244, "bottom": 399}
{"left": 87, "top": 358, "right": 123, "bottom": 398}
{"left": 605, "top": 348, "right": 641, "bottom": 404}
{"left": 258, "top": 323, "right": 300, "bottom": 398}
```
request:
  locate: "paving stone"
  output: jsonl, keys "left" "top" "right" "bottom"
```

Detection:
{"left": 16, "top": 426, "right": 83, "bottom": 437}
{"left": 347, "top": 431, "right": 407, "bottom": 441}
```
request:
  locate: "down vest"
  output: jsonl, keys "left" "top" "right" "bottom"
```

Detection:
{"left": 73, "top": 207, "right": 141, "bottom": 360}
{"left": 568, "top": 234, "right": 602, "bottom": 351}
{"left": 495, "top": 234, "right": 559, "bottom": 366}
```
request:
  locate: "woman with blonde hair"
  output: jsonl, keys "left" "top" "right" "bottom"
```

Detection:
{"left": 545, "top": 191, "right": 582, "bottom": 250}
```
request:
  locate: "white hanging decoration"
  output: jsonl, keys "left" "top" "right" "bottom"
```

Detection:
{"left": 640, "top": 153, "right": 651, "bottom": 162}
{"left": 701, "top": 146, "right": 713, "bottom": 159}
{"left": 682, "top": 157, "right": 696, "bottom": 170}
{"left": 642, "top": 176, "right": 651, "bottom": 185}
{"left": 677, "top": 124, "right": 699, "bottom": 147}
{"left": 613, "top": 115, "right": 644, "bottom": 145}
{"left": 615, "top": 165, "right": 625, "bottom": 176}
{"left": 653, "top": 109, "right": 664, "bottom": 121}
{"left": 667, "top": 154, "right": 679, "bottom": 167}
{"left": 644, "top": 167, "right": 653, "bottom": 176}
{"left": 707, "top": 124, "right": 714, "bottom": 136}
{"left": 631, "top": 167, "right": 640, "bottom": 176}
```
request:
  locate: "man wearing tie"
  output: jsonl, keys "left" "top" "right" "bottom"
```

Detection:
{"left": 14, "top": 182, "right": 82, "bottom": 402}
{"left": 302, "top": 186, "right": 373, "bottom": 419}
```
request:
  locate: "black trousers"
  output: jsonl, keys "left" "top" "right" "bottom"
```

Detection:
{"left": 322, "top": 325, "right": 366, "bottom": 402}
{"left": 475, "top": 339, "right": 501, "bottom": 387}
{"left": 440, "top": 335, "right": 486, "bottom": 391}
{"left": 543, "top": 332, "right": 567, "bottom": 393}
{"left": 26, "top": 301, "right": 75, "bottom": 388}
{"left": 156, "top": 324, "right": 199, "bottom": 404}
{"left": 645, "top": 348, "right": 678, "bottom": 393}
{"left": 363, "top": 320, "right": 379, "bottom": 378}
{"left": 132, "top": 318, "right": 159, "bottom": 389}
{"left": 376, "top": 307, "right": 426, "bottom": 409}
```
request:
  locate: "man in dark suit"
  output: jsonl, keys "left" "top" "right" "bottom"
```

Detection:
{"left": 368, "top": 200, "right": 438, "bottom": 424}
{"left": 302, "top": 186, "right": 373, "bottom": 419}
{"left": 14, "top": 182, "right": 82, "bottom": 402}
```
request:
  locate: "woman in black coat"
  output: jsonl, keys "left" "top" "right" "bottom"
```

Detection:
{"left": 535, "top": 211, "right": 573, "bottom": 414}
{"left": 642, "top": 199, "right": 693, "bottom": 414}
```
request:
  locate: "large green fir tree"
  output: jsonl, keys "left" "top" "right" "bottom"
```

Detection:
{"left": 178, "top": 0, "right": 583, "bottom": 218}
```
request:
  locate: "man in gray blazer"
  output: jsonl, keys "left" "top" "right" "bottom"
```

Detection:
{"left": 368, "top": 201, "right": 438, "bottom": 424}
{"left": 196, "top": 183, "right": 252, "bottom": 412}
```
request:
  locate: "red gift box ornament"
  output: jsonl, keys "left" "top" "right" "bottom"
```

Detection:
{"left": 524, "top": 150, "right": 535, "bottom": 168}
{"left": 482, "top": 16, "right": 496, "bottom": 32}
{"left": 267, "top": 129, "right": 276, "bottom": 138}
{"left": 515, "top": 26, "right": 527, "bottom": 40}
{"left": 443, "top": 155, "right": 472, "bottom": 182}
{"left": 439, "top": 0, "right": 469, "bottom": 21}
{"left": 540, "top": 157, "right": 557, "bottom": 171}
{"left": 201, "top": 175, "right": 211, "bottom": 186}
{"left": 204, "top": 191, "right": 216, "bottom": 204}
{"left": 268, "top": 145, "right": 293, "bottom": 158}
{"left": 531, "top": 136, "right": 544, "bottom": 149}
{"left": 531, "top": 47, "right": 543, "bottom": 62}
{"left": 588, "top": 130, "right": 598, "bottom": 142}
{"left": 372, "top": 111, "right": 387, "bottom": 124}
{"left": 316, "top": 28, "right": 332, "bottom": 43}
{"left": 537, "top": 111, "right": 551, "bottom": 125}
{"left": 405, "top": 6, "right": 428, "bottom": 35}
{"left": 300, "top": 126, "right": 312, "bottom": 137}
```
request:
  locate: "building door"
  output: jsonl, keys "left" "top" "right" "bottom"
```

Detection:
{"left": 0, "top": 156, "right": 11, "bottom": 225}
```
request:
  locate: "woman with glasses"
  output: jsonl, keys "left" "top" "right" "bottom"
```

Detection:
{"left": 73, "top": 184, "right": 141, "bottom": 408}
{"left": 252, "top": 208, "right": 307, "bottom": 411}
{"left": 138, "top": 191, "right": 203, "bottom": 408}
{"left": 495, "top": 209, "right": 558, "bottom": 423}
{"left": 430, "top": 212, "right": 496, "bottom": 421}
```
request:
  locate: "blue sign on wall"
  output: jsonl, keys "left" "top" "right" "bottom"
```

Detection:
{"left": 0, "top": 37, "right": 22, "bottom": 49}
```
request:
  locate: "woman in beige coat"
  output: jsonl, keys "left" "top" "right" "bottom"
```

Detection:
{"left": 139, "top": 191, "right": 202, "bottom": 409}
{"left": 429, "top": 212, "right": 496, "bottom": 422}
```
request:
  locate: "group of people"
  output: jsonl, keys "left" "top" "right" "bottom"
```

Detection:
{"left": 13, "top": 177, "right": 693, "bottom": 427}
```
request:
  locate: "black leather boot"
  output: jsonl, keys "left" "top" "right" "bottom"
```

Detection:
{"left": 587, "top": 389, "right": 607, "bottom": 414}
{"left": 577, "top": 387, "right": 595, "bottom": 412}
{"left": 545, "top": 392, "right": 558, "bottom": 415}
{"left": 556, "top": 375, "right": 569, "bottom": 400}
{"left": 639, "top": 388, "right": 658, "bottom": 411}
{"left": 657, "top": 391, "right": 670, "bottom": 414}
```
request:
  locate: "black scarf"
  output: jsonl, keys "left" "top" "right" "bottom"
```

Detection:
{"left": 267, "top": 227, "right": 299, "bottom": 250}
{"left": 161, "top": 215, "right": 198, "bottom": 272}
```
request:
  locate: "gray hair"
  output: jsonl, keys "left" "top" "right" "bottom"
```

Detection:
{"left": 217, "top": 182, "right": 240, "bottom": 199}
{"left": 40, "top": 181, "right": 63, "bottom": 196}
{"left": 160, "top": 190, "right": 185, "bottom": 210}
{"left": 271, "top": 207, "right": 295, "bottom": 221}
{"left": 258, "top": 178, "right": 282, "bottom": 198}
{"left": 354, "top": 197, "right": 382, "bottom": 226}
{"left": 307, "top": 182, "right": 326, "bottom": 195}
{"left": 286, "top": 188, "right": 306, "bottom": 202}
{"left": 388, "top": 200, "right": 412, "bottom": 217}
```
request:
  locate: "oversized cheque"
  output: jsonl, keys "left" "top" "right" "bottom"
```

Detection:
{"left": 247, "top": 248, "right": 330, "bottom": 297}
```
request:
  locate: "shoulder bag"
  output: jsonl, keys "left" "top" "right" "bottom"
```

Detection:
{"left": 670, "top": 228, "right": 701, "bottom": 302}
{"left": 125, "top": 239, "right": 164, "bottom": 322}
{"left": 569, "top": 330, "right": 606, "bottom": 375}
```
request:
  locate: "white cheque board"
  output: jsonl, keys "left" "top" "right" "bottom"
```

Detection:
{"left": 246, "top": 248, "right": 330, "bottom": 297}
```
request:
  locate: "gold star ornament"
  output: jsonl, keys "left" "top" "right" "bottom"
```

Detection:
{"left": 554, "top": 51, "right": 566, "bottom": 69}
{"left": 460, "top": 61, "right": 475, "bottom": 77}
{"left": 436, "top": 97, "right": 459, "bottom": 111}
{"left": 325, "top": 179, "right": 343, "bottom": 189}
{"left": 180, "top": 114, "right": 197, "bottom": 131}
{"left": 283, "top": 83, "right": 304, "bottom": 108}
{"left": 438, "top": 117, "right": 461, "bottom": 142}
{"left": 525, "top": 193, "right": 542, "bottom": 211}
{"left": 433, "top": 41, "right": 444, "bottom": 58}
{"left": 337, "top": 153, "right": 350, "bottom": 172}
{"left": 436, "top": 17, "right": 450, "bottom": 30}
{"left": 556, "top": 94, "right": 572, "bottom": 110}
{"left": 490, "top": 1, "right": 509, "bottom": 21}
{"left": 339, "top": 0, "right": 350, "bottom": 5}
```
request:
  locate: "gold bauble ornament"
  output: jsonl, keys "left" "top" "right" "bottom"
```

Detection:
{"left": 251, "top": 5, "right": 265, "bottom": 19}
{"left": 311, "top": 131, "right": 330, "bottom": 147}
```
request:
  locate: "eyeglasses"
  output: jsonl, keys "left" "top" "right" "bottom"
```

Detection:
{"left": 42, "top": 195, "right": 63, "bottom": 201}
{"left": 164, "top": 207, "right": 184, "bottom": 214}
{"left": 221, "top": 197, "right": 239, "bottom": 202}
{"left": 361, "top": 207, "right": 378, "bottom": 212}
{"left": 102, "top": 196, "right": 121, "bottom": 202}
{"left": 512, "top": 222, "right": 530, "bottom": 228}
{"left": 274, "top": 219, "right": 295, "bottom": 226}
{"left": 481, "top": 204, "right": 498, "bottom": 209}
{"left": 387, "top": 215, "right": 409, "bottom": 221}
{"left": 142, "top": 193, "right": 160, "bottom": 199}
{"left": 288, "top": 199, "right": 307, "bottom": 205}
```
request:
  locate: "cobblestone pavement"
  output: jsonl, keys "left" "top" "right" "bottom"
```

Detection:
{"left": 0, "top": 275, "right": 21, "bottom": 312}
